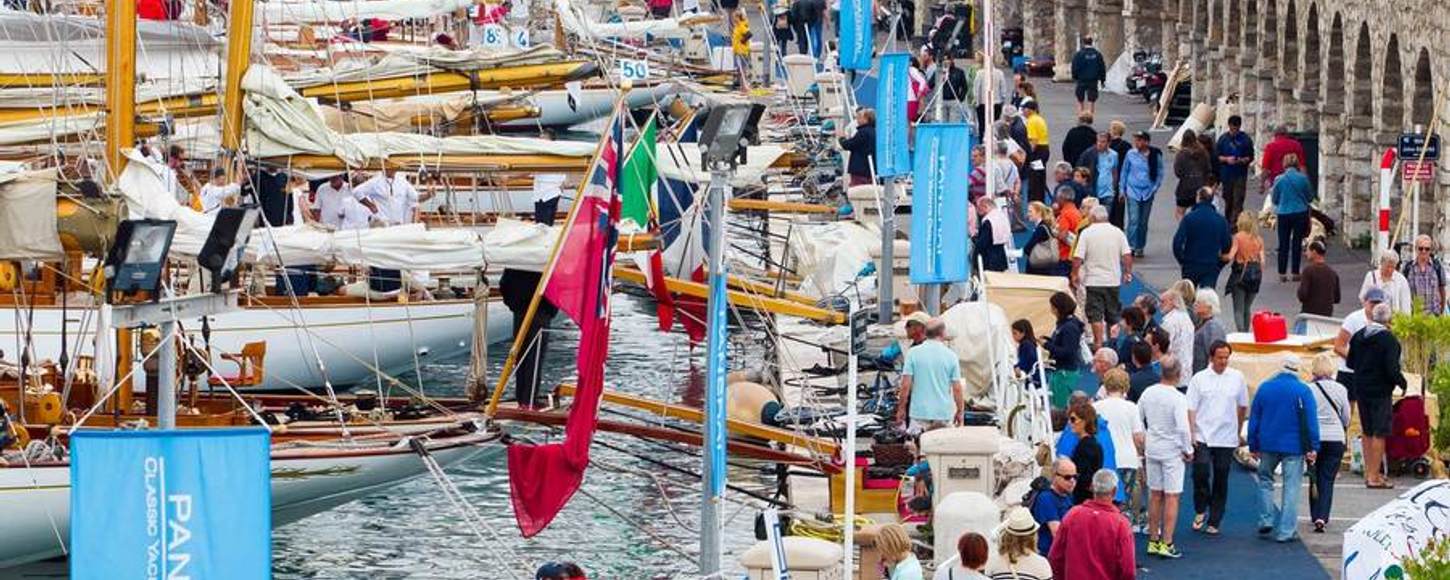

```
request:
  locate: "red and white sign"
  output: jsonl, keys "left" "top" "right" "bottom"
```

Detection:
{"left": 1403, "top": 160, "right": 1437, "bottom": 183}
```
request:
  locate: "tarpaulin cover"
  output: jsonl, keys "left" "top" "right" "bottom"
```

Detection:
{"left": 0, "top": 168, "right": 62, "bottom": 260}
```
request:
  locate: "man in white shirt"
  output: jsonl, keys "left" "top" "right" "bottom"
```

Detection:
{"left": 1072, "top": 204, "right": 1133, "bottom": 350}
{"left": 313, "top": 174, "right": 378, "bottom": 229}
{"left": 335, "top": 196, "right": 376, "bottom": 231}
{"left": 1186, "top": 339, "right": 1248, "bottom": 536}
{"left": 1158, "top": 290, "right": 1195, "bottom": 387}
{"left": 353, "top": 169, "right": 431, "bottom": 226}
{"left": 532, "top": 173, "right": 567, "bottom": 225}
{"left": 199, "top": 168, "right": 243, "bottom": 213}
{"left": 1137, "top": 355, "right": 1192, "bottom": 559}
{"left": 1093, "top": 367, "right": 1144, "bottom": 530}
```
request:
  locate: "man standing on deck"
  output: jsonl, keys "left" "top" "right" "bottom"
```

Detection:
{"left": 896, "top": 319, "right": 964, "bottom": 433}
{"left": 354, "top": 168, "right": 433, "bottom": 226}
{"left": 1186, "top": 340, "right": 1248, "bottom": 537}
{"left": 1248, "top": 355, "right": 1319, "bottom": 543}
{"left": 1138, "top": 355, "right": 1191, "bottom": 559}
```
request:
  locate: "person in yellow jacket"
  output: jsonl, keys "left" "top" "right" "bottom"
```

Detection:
{"left": 731, "top": 12, "right": 752, "bottom": 91}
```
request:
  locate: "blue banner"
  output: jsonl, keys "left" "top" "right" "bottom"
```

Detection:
{"left": 839, "top": 0, "right": 873, "bottom": 70}
{"left": 910, "top": 124, "right": 973, "bottom": 284}
{"left": 71, "top": 428, "right": 271, "bottom": 580}
{"left": 875, "top": 53, "right": 911, "bottom": 177}
{"left": 703, "top": 253, "right": 729, "bottom": 497}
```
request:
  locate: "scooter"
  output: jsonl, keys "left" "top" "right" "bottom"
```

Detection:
{"left": 1125, "top": 50, "right": 1168, "bottom": 103}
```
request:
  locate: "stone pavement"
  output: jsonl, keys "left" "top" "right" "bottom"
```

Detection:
{"left": 1028, "top": 78, "right": 1412, "bottom": 579}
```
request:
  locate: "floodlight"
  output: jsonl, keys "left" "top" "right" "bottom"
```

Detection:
{"left": 197, "top": 206, "right": 259, "bottom": 293}
{"left": 699, "top": 103, "right": 760, "bottom": 169}
{"left": 102, "top": 219, "right": 177, "bottom": 301}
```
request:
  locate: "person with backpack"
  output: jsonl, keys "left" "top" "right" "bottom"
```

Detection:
{"left": 1137, "top": 355, "right": 1191, "bottom": 559}
{"left": 1223, "top": 212, "right": 1266, "bottom": 332}
{"left": 1307, "top": 352, "right": 1350, "bottom": 534}
{"left": 1247, "top": 355, "right": 1319, "bottom": 543}
{"left": 1403, "top": 234, "right": 1446, "bottom": 315}
{"left": 1029, "top": 458, "right": 1078, "bottom": 556}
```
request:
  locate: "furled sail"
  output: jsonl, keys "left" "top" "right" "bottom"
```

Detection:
{"left": 258, "top": 0, "right": 476, "bottom": 24}
{"left": 552, "top": 0, "right": 716, "bottom": 40}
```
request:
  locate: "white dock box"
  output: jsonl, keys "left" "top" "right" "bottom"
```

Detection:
{"left": 741, "top": 536, "right": 844, "bottom": 580}
{"left": 919, "top": 426, "right": 1000, "bottom": 507}
{"left": 783, "top": 54, "right": 818, "bottom": 97}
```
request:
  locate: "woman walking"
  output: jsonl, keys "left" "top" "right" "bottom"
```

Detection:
{"left": 879, "top": 523, "right": 925, "bottom": 579}
{"left": 1271, "top": 154, "right": 1315, "bottom": 282}
{"left": 1307, "top": 353, "right": 1350, "bottom": 534}
{"left": 1043, "top": 292, "right": 1087, "bottom": 409}
{"left": 1223, "top": 212, "right": 1266, "bottom": 331}
{"left": 1173, "top": 130, "right": 1211, "bottom": 219}
{"left": 1023, "top": 201, "right": 1059, "bottom": 276}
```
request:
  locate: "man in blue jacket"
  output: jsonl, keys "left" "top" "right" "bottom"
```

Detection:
{"left": 1172, "top": 187, "right": 1233, "bottom": 289}
{"left": 1122, "top": 131, "right": 1164, "bottom": 257}
{"left": 1214, "top": 115, "right": 1255, "bottom": 224}
{"left": 1248, "top": 355, "right": 1319, "bottom": 543}
{"left": 1070, "top": 37, "right": 1106, "bottom": 116}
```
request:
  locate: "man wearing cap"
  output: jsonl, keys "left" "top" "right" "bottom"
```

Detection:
{"left": 896, "top": 319, "right": 965, "bottom": 433}
{"left": 1333, "top": 288, "right": 1384, "bottom": 403}
{"left": 1247, "top": 354, "right": 1319, "bottom": 542}
{"left": 1120, "top": 130, "right": 1164, "bottom": 257}
{"left": 1347, "top": 303, "right": 1407, "bottom": 489}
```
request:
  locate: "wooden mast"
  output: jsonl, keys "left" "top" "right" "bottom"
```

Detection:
{"left": 221, "top": 0, "right": 256, "bottom": 178}
{"left": 104, "top": 0, "right": 137, "bottom": 413}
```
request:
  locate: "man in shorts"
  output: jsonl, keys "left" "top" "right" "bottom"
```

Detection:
{"left": 1070, "top": 37, "right": 1106, "bottom": 115}
{"left": 1071, "top": 204, "right": 1133, "bottom": 350}
{"left": 1138, "top": 355, "right": 1192, "bottom": 559}
{"left": 1347, "top": 303, "right": 1407, "bottom": 488}
{"left": 896, "top": 319, "right": 964, "bottom": 434}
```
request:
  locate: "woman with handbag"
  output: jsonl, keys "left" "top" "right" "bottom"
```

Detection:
{"left": 1307, "top": 353, "right": 1350, "bottom": 534}
{"left": 1222, "top": 212, "right": 1266, "bottom": 332}
{"left": 1023, "top": 202, "right": 1060, "bottom": 276}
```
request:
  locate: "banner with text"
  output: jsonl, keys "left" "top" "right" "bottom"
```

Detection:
{"left": 910, "top": 124, "right": 973, "bottom": 283}
{"left": 875, "top": 53, "right": 911, "bottom": 177}
{"left": 1342, "top": 479, "right": 1450, "bottom": 580}
{"left": 839, "top": 0, "right": 873, "bottom": 70}
{"left": 71, "top": 428, "right": 270, "bottom": 580}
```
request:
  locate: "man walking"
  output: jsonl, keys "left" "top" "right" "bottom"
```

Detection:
{"left": 1138, "top": 355, "right": 1192, "bottom": 559}
{"left": 1121, "top": 131, "right": 1164, "bottom": 257}
{"left": 1076, "top": 132, "right": 1119, "bottom": 215}
{"left": 1172, "top": 186, "right": 1232, "bottom": 289}
{"left": 1261, "top": 124, "right": 1307, "bottom": 189}
{"left": 1403, "top": 234, "right": 1446, "bottom": 315}
{"left": 1061, "top": 112, "right": 1096, "bottom": 170}
{"left": 1187, "top": 340, "right": 1248, "bottom": 536}
{"left": 896, "top": 319, "right": 965, "bottom": 433}
{"left": 1048, "top": 469, "right": 1135, "bottom": 580}
{"left": 1072, "top": 205, "right": 1133, "bottom": 350}
{"left": 1069, "top": 37, "right": 1106, "bottom": 116}
{"left": 1215, "top": 115, "right": 1255, "bottom": 225}
{"left": 1347, "top": 303, "right": 1407, "bottom": 489}
{"left": 1248, "top": 354, "right": 1319, "bottom": 543}
{"left": 1298, "top": 240, "right": 1341, "bottom": 317}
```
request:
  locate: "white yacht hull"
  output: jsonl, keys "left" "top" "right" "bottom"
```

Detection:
{"left": 0, "top": 430, "right": 495, "bottom": 568}
{"left": 0, "top": 300, "right": 515, "bottom": 391}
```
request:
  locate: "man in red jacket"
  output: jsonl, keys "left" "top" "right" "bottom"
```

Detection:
{"left": 1049, "top": 469, "right": 1136, "bottom": 580}
{"left": 1261, "top": 125, "right": 1307, "bottom": 188}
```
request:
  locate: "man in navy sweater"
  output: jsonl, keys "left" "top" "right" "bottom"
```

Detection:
{"left": 1247, "top": 355, "right": 1319, "bottom": 543}
{"left": 1171, "top": 186, "right": 1233, "bottom": 290}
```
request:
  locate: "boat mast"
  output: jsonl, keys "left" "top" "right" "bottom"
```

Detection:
{"left": 104, "top": 0, "right": 137, "bottom": 413}
{"left": 221, "top": 0, "right": 256, "bottom": 175}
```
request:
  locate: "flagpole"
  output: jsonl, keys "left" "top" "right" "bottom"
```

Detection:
{"left": 699, "top": 166, "right": 730, "bottom": 578}
{"left": 483, "top": 97, "right": 626, "bottom": 417}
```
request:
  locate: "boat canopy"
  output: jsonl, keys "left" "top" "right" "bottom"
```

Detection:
{"left": 258, "top": 0, "right": 476, "bottom": 24}
{"left": 0, "top": 168, "right": 62, "bottom": 261}
{"left": 243, "top": 65, "right": 596, "bottom": 165}
{"left": 284, "top": 44, "right": 567, "bottom": 88}
{"left": 116, "top": 150, "right": 505, "bottom": 272}
{"left": 0, "top": 9, "right": 218, "bottom": 80}
{"left": 553, "top": 0, "right": 716, "bottom": 40}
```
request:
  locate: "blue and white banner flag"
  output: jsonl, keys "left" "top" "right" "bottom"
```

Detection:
{"left": 71, "top": 428, "right": 271, "bottom": 580}
{"left": 875, "top": 53, "right": 911, "bottom": 177}
{"left": 910, "top": 124, "right": 973, "bottom": 284}
{"left": 839, "top": 0, "right": 873, "bottom": 70}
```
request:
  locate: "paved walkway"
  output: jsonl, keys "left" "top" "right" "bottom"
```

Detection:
{"left": 1029, "top": 79, "right": 1410, "bottom": 579}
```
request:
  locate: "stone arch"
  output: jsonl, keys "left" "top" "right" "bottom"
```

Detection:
{"left": 1302, "top": 4, "right": 1320, "bottom": 94}
{"left": 1351, "top": 22, "right": 1373, "bottom": 118}
{"left": 1380, "top": 34, "right": 1405, "bottom": 131}
{"left": 1209, "top": 0, "right": 1222, "bottom": 43}
{"left": 1326, "top": 13, "right": 1346, "bottom": 111}
{"left": 1226, "top": 0, "right": 1240, "bottom": 47}
{"left": 1261, "top": 0, "right": 1278, "bottom": 62}
{"left": 1241, "top": 0, "right": 1257, "bottom": 53}
{"left": 1411, "top": 48, "right": 1434, "bottom": 128}
{"left": 1281, "top": 0, "right": 1300, "bottom": 89}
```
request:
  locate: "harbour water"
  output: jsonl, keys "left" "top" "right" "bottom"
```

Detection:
{"left": 273, "top": 294, "right": 774, "bottom": 578}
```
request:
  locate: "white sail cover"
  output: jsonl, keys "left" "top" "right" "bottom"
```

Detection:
{"left": 284, "top": 44, "right": 568, "bottom": 88}
{"left": 0, "top": 10, "right": 218, "bottom": 80}
{"left": 553, "top": 0, "right": 715, "bottom": 40}
{"left": 259, "top": 0, "right": 475, "bottom": 23}
{"left": 655, "top": 142, "right": 787, "bottom": 188}
{"left": 0, "top": 168, "right": 62, "bottom": 260}
{"left": 242, "top": 65, "right": 595, "bottom": 165}
{"left": 115, "top": 149, "right": 497, "bottom": 271}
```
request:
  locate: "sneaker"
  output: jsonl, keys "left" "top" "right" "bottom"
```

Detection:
{"left": 1159, "top": 543, "right": 1184, "bottom": 559}
{"left": 1146, "top": 540, "right": 1163, "bottom": 556}
{"left": 1257, "top": 525, "right": 1273, "bottom": 535}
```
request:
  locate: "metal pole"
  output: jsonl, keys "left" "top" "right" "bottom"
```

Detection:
{"left": 842, "top": 301, "right": 859, "bottom": 579}
{"left": 879, "top": 178, "right": 897, "bottom": 323}
{"left": 700, "top": 169, "right": 731, "bottom": 578}
{"left": 157, "top": 318, "right": 177, "bottom": 430}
